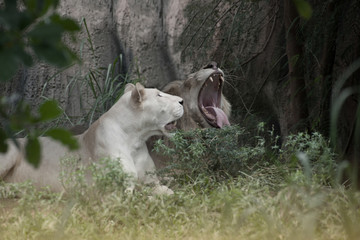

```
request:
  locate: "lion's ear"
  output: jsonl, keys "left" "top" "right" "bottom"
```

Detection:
{"left": 131, "top": 82, "right": 145, "bottom": 104}
{"left": 124, "top": 83, "right": 135, "bottom": 93}
{"left": 163, "top": 81, "right": 181, "bottom": 96}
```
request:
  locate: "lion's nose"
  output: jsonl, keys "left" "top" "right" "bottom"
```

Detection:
{"left": 203, "top": 61, "right": 218, "bottom": 70}
{"left": 179, "top": 100, "right": 184, "bottom": 105}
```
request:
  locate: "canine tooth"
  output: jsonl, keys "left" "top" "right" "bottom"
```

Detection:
{"left": 202, "top": 106, "right": 208, "bottom": 113}
{"left": 220, "top": 76, "right": 224, "bottom": 82}
{"left": 209, "top": 77, "right": 214, "bottom": 82}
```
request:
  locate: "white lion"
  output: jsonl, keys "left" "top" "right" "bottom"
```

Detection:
{"left": 0, "top": 83, "right": 184, "bottom": 195}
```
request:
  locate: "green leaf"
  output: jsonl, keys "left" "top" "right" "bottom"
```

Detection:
{"left": 25, "top": 137, "right": 41, "bottom": 168}
{"left": 0, "top": 0, "right": 21, "bottom": 29}
{"left": 45, "top": 128, "right": 79, "bottom": 150}
{"left": 0, "top": 50, "right": 20, "bottom": 81}
{"left": 293, "top": 0, "right": 313, "bottom": 20}
{"left": 28, "top": 22, "right": 63, "bottom": 41}
{"left": 4, "top": 0, "right": 17, "bottom": 9}
{"left": 10, "top": 101, "right": 34, "bottom": 130}
{"left": 23, "top": 0, "right": 37, "bottom": 13}
{"left": 38, "top": 100, "right": 63, "bottom": 121}
{"left": 32, "top": 42, "right": 78, "bottom": 67}
{"left": 50, "top": 14, "right": 80, "bottom": 32}
{"left": 24, "top": 0, "right": 58, "bottom": 16}
{"left": 0, "top": 43, "right": 33, "bottom": 81}
{"left": 0, "top": 128, "right": 8, "bottom": 153}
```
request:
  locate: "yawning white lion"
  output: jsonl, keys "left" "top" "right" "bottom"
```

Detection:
{"left": 0, "top": 83, "right": 184, "bottom": 195}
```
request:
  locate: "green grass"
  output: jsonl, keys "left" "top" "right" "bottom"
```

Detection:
{"left": 0, "top": 172, "right": 359, "bottom": 240}
{"left": 0, "top": 128, "right": 359, "bottom": 240}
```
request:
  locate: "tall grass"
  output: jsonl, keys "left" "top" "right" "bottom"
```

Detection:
{"left": 1, "top": 126, "right": 359, "bottom": 240}
{"left": 0, "top": 166, "right": 359, "bottom": 239}
{"left": 330, "top": 58, "right": 360, "bottom": 188}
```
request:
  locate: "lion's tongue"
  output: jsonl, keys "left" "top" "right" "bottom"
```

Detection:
{"left": 205, "top": 106, "right": 230, "bottom": 128}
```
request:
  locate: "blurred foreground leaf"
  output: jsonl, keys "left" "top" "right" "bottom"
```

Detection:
{"left": 39, "top": 100, "right": 63, "bottom": 121}
{"left": 25, "top": 137, "right": 41, "bottom": 168}
{"left": 0, "top": 0, "right": 80, "bottom": 81}
{"left": 0, "top": 0, "right": 80, "bottom": 166}
{"left": 45, "top": 128, "right": 79, "bottom": 150}
{"left": 0, "top": 128, "right": 8, "bottom": 153}
{"left": 293, "top": 0, "right": 313, "bottom": 20}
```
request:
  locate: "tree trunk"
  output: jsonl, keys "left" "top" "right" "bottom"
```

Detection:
{"left": 283, "top": 0, "right": 309, "bottom": 134}
{"left": 318, "top": 0, "right": 340, "bottom": 137}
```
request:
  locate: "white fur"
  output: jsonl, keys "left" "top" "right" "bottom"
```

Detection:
{"left": 0, "top": 83, "right": 183, "bottom": 195}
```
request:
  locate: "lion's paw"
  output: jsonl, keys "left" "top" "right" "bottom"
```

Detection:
{"left": 125, "top": 187, "right": 134, "bottom": 195}
{"left": 153, "top": 185, "right": 174, "bottom": 195}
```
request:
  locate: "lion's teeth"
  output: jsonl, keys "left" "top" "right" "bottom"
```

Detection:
{"left": 202, "top": 106, "right": 208, "bottom": 113}
{"left": 209, "top": 77, "right": 214, "bottom": 82}
{"left": 202, "top": 107, "right": 215, "bottom": 120}
{"left": 220, "top": 76, "right": 224, "bottom": 82}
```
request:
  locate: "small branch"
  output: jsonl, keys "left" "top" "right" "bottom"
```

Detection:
{"left": 238, "top": 3, "right": 278, "bottom": 57}
{"left": 182, "top": 9, "right": 201, "bottom": 34}
{"left": 240, "top": 9, "right": 277, "bottom": 66}
{"left": 221, "top": 4, "right": 241, "bottom": 65}
{"left": 245, "top": 53, "right": 287, "bottom": 119}
{"left": 197, "top": 0, "right": 242, "bottom": 50}
{"left": 182, "top": 0, "right": 223, "bottom": 53}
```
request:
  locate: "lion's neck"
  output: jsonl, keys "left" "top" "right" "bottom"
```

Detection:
{"left": 82, "top": 105, "right": 159, "bottom": 158}
{"left": 106, "top": 110, "right": 156, "bottom": 140}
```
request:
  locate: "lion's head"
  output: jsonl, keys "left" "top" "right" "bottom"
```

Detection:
{"left": 123, "top": 83, "right": 184, "bottom": 137}
{"left": 162, "top": 62, "right": 231, "bottom": 130}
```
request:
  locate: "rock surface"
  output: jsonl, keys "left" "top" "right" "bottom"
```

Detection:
{"left": 2, "top": 0, "right": 192, "bottom": 126}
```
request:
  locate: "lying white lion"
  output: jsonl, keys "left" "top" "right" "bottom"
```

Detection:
{"left": 0, "top": 83, "right": 184, "bottom": 195}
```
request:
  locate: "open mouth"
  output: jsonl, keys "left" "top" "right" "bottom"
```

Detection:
{"left": 165, "top": 120, "right": 177, "bottom": 131}
{"left": 198, "top": 72, "right": 230, "bottom": 128}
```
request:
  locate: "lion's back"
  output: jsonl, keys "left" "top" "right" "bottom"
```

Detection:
{"left": 2, "top": 137, "right": 77, "bottom": 192}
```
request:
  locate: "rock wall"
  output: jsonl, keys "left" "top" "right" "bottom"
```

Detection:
{"left": 2, "top": 0, "right": 192, "bottom": 126}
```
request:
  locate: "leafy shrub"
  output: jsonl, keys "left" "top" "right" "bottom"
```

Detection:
{"left": 154, "top": 124, "right": 338, "bottom": 187}
{"left": 283, "top": 132, "right": 338, "bottom": 185}
{"left": 154, "top": 125, "right": 269, "bottom": 182}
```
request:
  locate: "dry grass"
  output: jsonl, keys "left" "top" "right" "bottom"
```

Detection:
{"left": 0, "top": 169, "right": 359, "bottom": 240}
